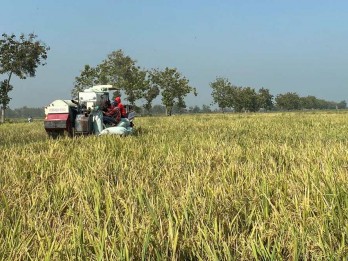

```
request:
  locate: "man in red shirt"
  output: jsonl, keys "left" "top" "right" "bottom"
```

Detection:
{"left": 115, "top": 96, "right": 127, "bottom": 118}
{"left": 103, "top": 101, "right": 121, "bottom": 126}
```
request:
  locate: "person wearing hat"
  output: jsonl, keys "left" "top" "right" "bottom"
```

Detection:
{"left": 114, "top": 96, "right": 127, "bottom": 118}
{"left": 114, "top": 96, "right": 133, "bottom": 128}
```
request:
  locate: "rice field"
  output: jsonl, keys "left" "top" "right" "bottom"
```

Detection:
{"left": 1, "top": 111, "right": 348, "bottom": 260}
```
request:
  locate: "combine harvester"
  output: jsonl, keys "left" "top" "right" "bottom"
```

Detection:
{"left": 44, "top": 85, "right": 135, "bottom": 138}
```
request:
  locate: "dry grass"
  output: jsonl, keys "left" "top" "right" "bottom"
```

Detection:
{"left": 1, "top": 111, "right": 348, "bottom": 260}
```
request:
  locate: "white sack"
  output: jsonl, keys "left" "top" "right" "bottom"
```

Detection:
{"left": 99, "top": 126, "right": 133, "bottom": 136}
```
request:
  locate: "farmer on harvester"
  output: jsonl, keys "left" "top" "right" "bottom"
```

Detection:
{"left": 114, "top": 96, "right": 127, "bottom": 118}
{"left": 114, "top": 96, "right": 133, "bottom": 128}
{"left": 102, "top": 100, "right": 121, "bottom": 126}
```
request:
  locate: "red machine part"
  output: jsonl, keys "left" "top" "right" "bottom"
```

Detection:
{"left": 44, "top": 113, "right": 72, "bottom": 138}
{"left": 44, "top": 113, "right": 69, "bottom": 129}
{"left": 46, "top": 113, "right": 69, "bottom": 121}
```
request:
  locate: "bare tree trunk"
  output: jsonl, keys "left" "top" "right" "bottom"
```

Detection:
{"left": 0, "top": 73, "right": 12, "bottom": 123}
{"left": 1, "top": 106, "right": 4, "bottom": 123}
{"left": 166, "top": 106, "right": 172, "bottom": 116}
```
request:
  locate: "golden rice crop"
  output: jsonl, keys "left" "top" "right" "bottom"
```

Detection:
{"left": 0, "top": 111, "right": 348, "bottom": 260}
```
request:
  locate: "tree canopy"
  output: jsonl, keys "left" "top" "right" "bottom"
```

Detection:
{"left": 72, "top": 50, "right": 146, "bottom": 104}
{"left": 0, "top": 33, "right": 49, "bottom": 123}
{"left": 275, "top": 92, "right": 301, "bottom": 110}
{"left": 72, "top": 50, "right": 153, "bottom": 107}
{"left": 150, "top": 67, "right": 197, "bottom": 115}
{"left": 210, "top": 77, "right": 233, "bottom": 112}
{"left": 73, "top": 51, "right": 197, "bottom": 115}
{"left": 210, "top": 78, "right": 274, "bottom": 112}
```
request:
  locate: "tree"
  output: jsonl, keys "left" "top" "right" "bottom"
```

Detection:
{"left": 99, "top": 50, "right": 145, "bottom": 104}
{"left": 72, "top": 49, "right": 146, "bottom": 104}
{"left": 122, "top": 67, "right": 148, "bottom": 105}
{"left": 201, "top": 104, "right": 211, "bottom": 113}
{"left": 275, "top": 92, "right": 301, "bottom": 110}
{"left": 258, "top": 87, "right": 274, "bottom": 110}
{"left": 150, "top": 67, "right": 196, "bottom": 116}
{"left": 237, "top": 87, "right": 259, "bottom": 112}
{"left": 337, "top": 100, "right": 347, "bottom": 109}
{"left": 299, "top": 96, "right": 346, "bottom": 110}
{"left": 143, "top": 84, "right": 160, "bottom": 113}
{"left": 210, "top": 78, "right": 270, "bottom": 113}
{"left": 210, "top": 77, "right": 233, "bottom": 112}
{"left": 71, "top": 65, "right": 100, "bottom": 98}
{"left": 230, "top": 86, "right": 272, "bottom": 112}
{"left": 0, "top": 33, "right": 49, "bottom": 123}
{"left": 300, "top": 95, "right": 318, "bottom": 109}
{"left": 189, "top": 105, "right": 201, "bottom": 113}
{"left": 151, "top": 104, "right": 166, "bottom": 114}
{"left": 0, "top": 80, "right": 13, "bottom": 115}
{"left": 101, "top": 50, "right": 137, "bottom": 90}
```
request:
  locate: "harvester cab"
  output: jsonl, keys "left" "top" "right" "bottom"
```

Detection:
{"left": 44, "top": 85, "right": 132, "bottom": 138}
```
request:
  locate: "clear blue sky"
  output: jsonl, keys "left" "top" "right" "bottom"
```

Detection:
{"left": 1, "top": 0, "right": 348, "bottom": 108}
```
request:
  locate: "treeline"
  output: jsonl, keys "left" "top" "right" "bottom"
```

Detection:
{"left": 210, "top": 77, "right": 346, "bottom": 112}
{"left": 275, "top": 93, "right": 346, "bottom": 110}
{"left": 139, "top": 104, "right": 214, "bottom": 115}
{"left": 1, "top": 31, "right": 347, "bottom": 121}
{"left": 7, "top": 96, "right": 347, "bottom": 119}
{"left": 6, "top": 106, "right": 44, "bottom": 118}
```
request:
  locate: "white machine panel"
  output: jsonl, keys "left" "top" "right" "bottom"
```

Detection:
{"left": 45, "top": 100, "right": 74, "bottom": 115}
{"left": 79, "top": 92, "right": 108, "bottom": 109}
